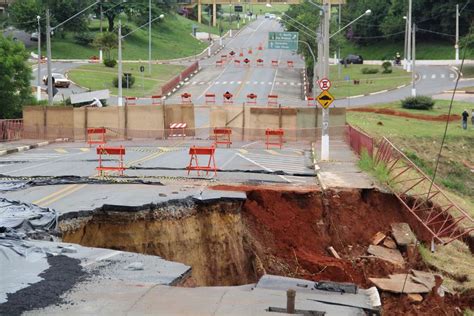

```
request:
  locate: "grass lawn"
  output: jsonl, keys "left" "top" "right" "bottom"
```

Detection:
{"left": 349, "top": 101, "right": 474, "bottom": 292}
{"left": 250, "top": 4, "right": 289, "bottom": 15}
{"left": 347, "top": 101, "right": 474, "bottom": 208}
{"left": 355, "top": 99, "right": 472, "bottom": 117}
{"left": 67, "top": 63, "right": 185, "bottom": 98}
{"left": 340, "top": 40, "right": 474, "bottom": 60}
{"left": 329, "top": 64, "right": 411, "bottom": 99}
{"left": 47, "top": 14, "right": 217, "bottom": 60}
{"left": 461, "top": 64, "right": 474, "bottom": 78}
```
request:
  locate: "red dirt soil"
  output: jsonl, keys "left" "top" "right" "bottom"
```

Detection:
{"left": 211, "top": 185, "right": 473, "bottom": 315}
{"left": 348, "top": 107, "right": 461, "bottom": 122}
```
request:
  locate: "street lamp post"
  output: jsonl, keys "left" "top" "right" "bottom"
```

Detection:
{"left": 455, "top": 4, "right": 459, "bottom": 62}
{"left": 403, "top": 16, "right": 408, "bottom": 70}
{"left": 45, "top": 1, "right": 102, "bottom": 105}
{"left": 148, "top": 0, "right": 152, "bottom": 75}
{"left": 411, "top": 23, "right": 416, "bottom": 97}
{"left": 36, "top": 15, "right": 42, "bottom": 101}
{"left": 118, "top": 14, "right": 164, "bottom": 106}
{"left": 407, "top": 0, "right": 412, "bottom": 72}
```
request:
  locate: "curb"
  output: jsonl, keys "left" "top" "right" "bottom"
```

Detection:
{"left": 311, "top": 143, "right": 326, "bottom": 191}
{"left": 0, "top": 138, "right": 69, "bottom": 157}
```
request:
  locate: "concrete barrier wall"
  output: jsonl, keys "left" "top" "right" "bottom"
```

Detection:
{"left": 209, "top": 105, "right": 345, "bottom": 140}
{"left": 23, "top": 105, "right": 345, "bottom": 141}
{"left": 23, "top": 104, "right": 195, "bottom": 140}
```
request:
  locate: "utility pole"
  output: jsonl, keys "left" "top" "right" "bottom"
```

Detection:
{"left": 118, "top": 19, "right": 123, "bottom": 106}
{"left": 46, "top": 9, "right": 53, "bottom": 106}
{"left": 411, "top": 23, "right": 416, "bottom": 97}
{"left": 455, "top": 3, "right": 459, "bottom": 62}
{"left": 321, "top": 0, "right": 330, "bottom": 161}
{"left": 403, "top": 15, "right": 408, "bottom": 70}
{"left": 337, "top": 2, "right": 341, "bottom": 79}
{"left": 407, "top": 0, "right": 412, "bottom": 72}
{"left": 148, "top": 0, "right": 152, "bottom": 75}
{"left": 36, "top": 15, "right": 42, "bottom": 101}
{"left": 99, "top": 3, "right": 103, "bottom": 62}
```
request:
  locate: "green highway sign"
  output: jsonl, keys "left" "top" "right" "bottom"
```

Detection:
{"left": 268, "top": 32, "right": 298, "bottom": 50}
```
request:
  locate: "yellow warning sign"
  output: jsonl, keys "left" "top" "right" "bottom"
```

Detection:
{"left": 317, "top": 90, "right": 335, "bottom": 109}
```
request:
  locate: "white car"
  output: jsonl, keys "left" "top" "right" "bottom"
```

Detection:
{"left": 269, "top": 14, "right": 276, "bottom": 19}
{"left": 42, "top": 73, "right": 71, "bottom": 88}
{"left": 265, "top": 13, "right": 270, "bottom": 18}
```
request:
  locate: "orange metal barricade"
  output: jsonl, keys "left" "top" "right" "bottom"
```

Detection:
{"left": 187, "top": 146, "right": 217, "bottom": 176}
{"left": 87, "top": 127, "right": 106, "bottom": 147}
{"left": 268, "top": 94, "right": 278, "bottom": 106}
{"left": 246, "top": 93, "right": 257, "bottom": 105}
{"left": 307, "top": 97, "right": 316, "bottom": 106}
{"left": 256, "top": 58, "right": 264, "bottom": 67}
{"left": 181, "top": 93, "right": 192, "bottom": 104}
{"left": 223, "top": 92, "right": 234, "bottom": 104}
{"left": 271, "top": 60, "right": 279, "bottom": 67}
{"left": 287, "top": 60, "right": 294, "bottom": 68}
{"left": 265, "top": 129, "right": 284, "bottom": 149}
{"left": 213, "top": 128, "right": 232, "bottom": 148}
{"left": 96, "top": 145, "right": 126, "bottom": 176}
{"left": 152, "top": 95, "right": 162, "bottom": 105}
{"left": 205, "top": 93, "right": 216, "bottom": 105}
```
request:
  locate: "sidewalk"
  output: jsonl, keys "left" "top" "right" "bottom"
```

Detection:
{"left": 0, "top": 139, "right": 67, "bottom": 156}
{"left": 312, "top": 136, "right": 376, "bottom": 190}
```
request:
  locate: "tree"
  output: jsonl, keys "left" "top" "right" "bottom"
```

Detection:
{"left": 0, "top": 35, "right": 32, "bottom": 119}
{"left": 95, "top": 0, "right": 127, "bottom": 32}
{"left": 93, "top": 31, "right": 118, "bottom": 60}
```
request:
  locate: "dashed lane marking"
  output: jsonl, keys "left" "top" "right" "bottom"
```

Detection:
{"left": 80, "top": 148, "right": 90, "bottom": 152}
{"left": 54, "top": 148, "right": 68, "bottom": 154}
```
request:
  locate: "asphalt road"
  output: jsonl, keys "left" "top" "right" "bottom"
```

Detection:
{"left": 0, "top": 139, "right": 315, "bottom": 215}
{"left": 31, "top": 61, "right": 86, "bottom": 103}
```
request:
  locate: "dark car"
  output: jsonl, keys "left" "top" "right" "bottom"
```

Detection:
{"left": 340, "top": 54, "right": 363, "bottom": 65}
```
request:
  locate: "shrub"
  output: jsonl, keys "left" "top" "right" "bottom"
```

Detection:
{"left": 73, "top": 32, "right": 95, "bottom": 46}
{"left": 113, "top": 74, "right": 135, "bottom": 88}
{"left": 381, "top": 61, "right": 392, "bottom": 74}
{"left": 401, "top": 96, "right": 435, "bottom": 110}
{"left": 103, "top": 59, "right": 117, "bottom": 68}
{"left": 361, "top": 67, "right": 379, "bottom": 74}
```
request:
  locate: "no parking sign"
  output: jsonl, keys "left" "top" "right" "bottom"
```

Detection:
{"left": 318, "top": 78, "right": 331, "bottom": 91}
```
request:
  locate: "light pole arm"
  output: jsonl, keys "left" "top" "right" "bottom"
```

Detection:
{"left": 282, "top": 14, "right": 317, "bottom": 36}
{"left": 306, "top": 0, "right": 324, "bottom": 12}
{"left": 51, "top": 1, "right": 101, "bottom": 31}
{"left": 281, "top": 19, "right": 317, "bottom": 40}
{"left": 329, "top": 10, "right": 371, "bottom": 39}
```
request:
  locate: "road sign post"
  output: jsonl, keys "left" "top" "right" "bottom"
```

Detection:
{"left": 268, "top": 32, "right": 298, "bottom": 50}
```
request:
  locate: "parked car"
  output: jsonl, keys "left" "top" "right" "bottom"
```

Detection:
{"left": 264, "top": 13, "right": 270, "bottom": 18}
{"left": 340, "top": 54, "right": 364, "bottom": 65}
{"left": 269, "top": 14, "right": 276, "bottom": 19}
{"left": 42, "top": 73, "right": 71, "bottom": 88}
{"left": 30, "top": 32, "right": 39, "bottom": 41}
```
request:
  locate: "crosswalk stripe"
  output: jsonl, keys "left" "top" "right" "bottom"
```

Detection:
{"left": 54, "top": 148, "right": 68, "bottom": 153}
{"left": 431, "top": 74, "right": 436, "bottom": 79}
{"left": 80, "top": 148, "right": 90, "bottom": 152}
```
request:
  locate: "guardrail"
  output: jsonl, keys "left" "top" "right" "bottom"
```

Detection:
{"left": 345, "top": 124, "right": 374, "bottom": 157}
{"left": 375, "top": 137, "right": 473, "bottom": 245}
{"left": 1, "top": 119, "right": 23, "bottom": 141}
{"left": 161, "top": 61, "right": 199, "bottom": 97}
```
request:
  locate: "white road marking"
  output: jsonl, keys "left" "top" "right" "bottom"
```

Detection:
{"left": 246, "top": 81, "right": 251, "bottom": 84}
{"left": 230, "top": 81, "right": 235, "bottom": 84}
{"left": 422, "top": 75, "right": 427, "bottom": 79}
{"left": 283, "top": 82, "right": 287, "bottom": 85}
{"left": 222, "top": 81, "right": 227, "bottom": 84}
{"left": 441, "top": 74, "right": 445, "bottom": 78}
{"left": 253, "top": 81, "right": 258, "bottom": 84}
{"left": 192, "top": 81, "right": 198, "bottom": 85}
{"left": 449, "top": 73, "right": 455, "bottom": 78}
{"left": 290, "top": 82, "right": 295, "bottom": 86}
{"left": 260, "top": 81, "right": 265, "bottom": 85}
{"left": 237, "top": 81, "right": 242, "bottom": 84}
{"left": 431, "top": 74, "right": 436, "bottom": 79}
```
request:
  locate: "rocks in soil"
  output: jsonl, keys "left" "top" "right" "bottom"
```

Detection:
{"left": 407, "top": 293, "right": 423, "bottom": 302}
{"left": 371, "top": 232, "right": 386, "bottom": 245}
{"left": 391, "top": 223, "right": 417, "bottom": 247}
{"left": 383, "top": 237, "right": 397, "bottom": 249}
{"left": 367, "top": 245, "right": 405, "bottom": 267}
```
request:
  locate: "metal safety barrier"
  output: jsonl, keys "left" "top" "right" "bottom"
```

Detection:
{"left": 375, "top": 137, "right": 473, "bottom": 244}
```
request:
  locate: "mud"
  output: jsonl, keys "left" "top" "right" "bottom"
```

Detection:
{"left": 348, "top": 107, "right": 461, "bottom": 122}
{"left": 60, "top": 186, "right": 473, "bottom": 314}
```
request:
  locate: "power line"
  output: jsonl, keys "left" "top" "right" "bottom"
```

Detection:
{"left": 417, "top": 28, "right": 455, "bottom": 37}
{"left": 351, "top": 31, "right": 405, "bottom": 39}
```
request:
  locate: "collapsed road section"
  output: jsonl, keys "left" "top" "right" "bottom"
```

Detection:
{"left": 2, "top": 185, "right": 474, "bottom": 314}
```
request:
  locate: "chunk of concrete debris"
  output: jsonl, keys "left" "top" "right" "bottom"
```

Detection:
{"left": 125, "top": 262, "right": 144, "bottom": 271}
{"left": 367, "top": 245, "right": 405, "bottom": 267}
{"left": 60, "top": 246, "right": 77, "bottom": 254}
{"left": 383, "top": 236, "right": 397, "bottom": 249}
{"left": 407, "top": 293, "right": 423, "bottom": 302}
{"left": 327, "top": 246, "right": 341, "bottom": 259}
{"left": 391, "top": 223, "right": 417, "bottom": 247}
{"left": 371, "top": 232, "right": 386, "bottom": 245}
{"left": 369, "top": 274, "right": 429, "bottom": 294}
{"left": 159, "top": 193, "right": 167, "bottom": 197}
